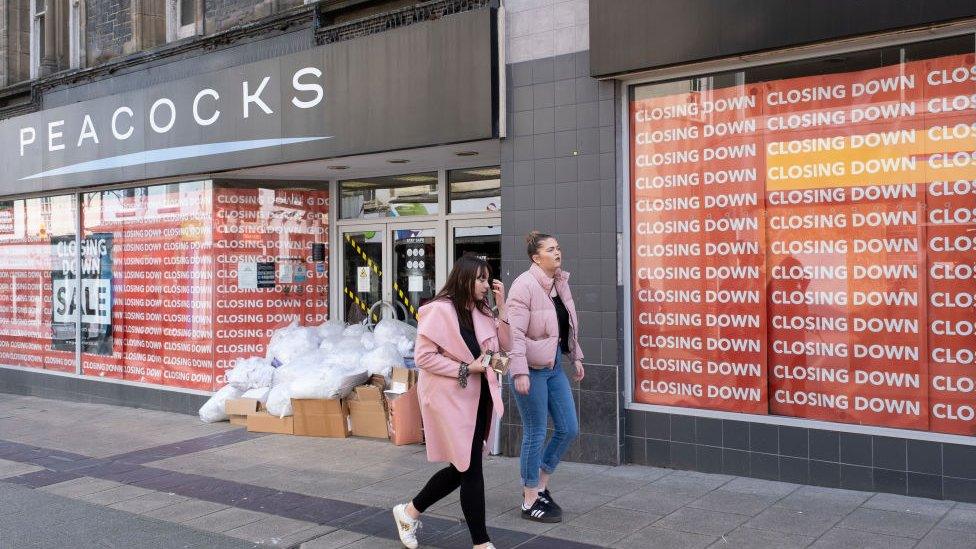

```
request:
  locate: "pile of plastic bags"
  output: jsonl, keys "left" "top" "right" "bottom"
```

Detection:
{"left": 200, "top": 318, "right": 415, "bottom": 422}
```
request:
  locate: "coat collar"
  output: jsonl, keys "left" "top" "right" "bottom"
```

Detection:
{"left": 529, "top": 263, "right": 570, "bottom": 293}
{"left": 417, "top": 299, "right": 498, "bottom": 363}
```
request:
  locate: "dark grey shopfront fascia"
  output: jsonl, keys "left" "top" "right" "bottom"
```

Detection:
{"left": 0, "top": 8, "right": 498, "bottom": 195}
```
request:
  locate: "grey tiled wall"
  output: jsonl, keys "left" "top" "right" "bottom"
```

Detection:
{"left": 498, "top": 50, "right": 621, "bottom": 466}
{"left": 0, "top": 368, "right": 208, "bottom": 416}
{"left": 625, "top": 409, "right": 976, "bottom": 502}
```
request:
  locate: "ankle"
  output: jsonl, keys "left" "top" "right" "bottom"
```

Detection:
{"left": 405, "top": 502, "right": 421, "bottom": 520}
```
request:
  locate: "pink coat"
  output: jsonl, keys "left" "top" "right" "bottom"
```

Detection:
{"left": 506, "top": 264, "right": 583, "bottom": 377}
{"left": 414, "top": 299, "right": 509, "bottom": 472}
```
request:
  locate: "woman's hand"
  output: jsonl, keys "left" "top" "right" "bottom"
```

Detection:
{"left": 573, "top": 360, "right": 585, "bottom": 382}
{"left": 492, "top": 280, "right": 507, "bottom": 314}
{"left": 513, "top": 374, "right": 530, "bottom": 395}
{"left": 467, "top": 355, "right": 488, "bottom": 374}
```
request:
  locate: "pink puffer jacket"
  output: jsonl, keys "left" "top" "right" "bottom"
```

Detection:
{"left": 506, "top": 264, "right": 583, "bottom": 377}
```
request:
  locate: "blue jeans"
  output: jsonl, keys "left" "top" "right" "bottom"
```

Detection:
{"left": 511, "top": 352, "right": 579, "bottom": 488}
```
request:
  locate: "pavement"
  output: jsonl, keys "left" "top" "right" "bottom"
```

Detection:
{"left": 0, "top": 395, "right": 974, "bottom": 548}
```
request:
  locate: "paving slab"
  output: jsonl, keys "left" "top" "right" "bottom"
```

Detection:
{"left": 109, "top": 491, "right": 189, "bottom": 514}
{"left": 915, "top": 527, "right": 976, "bottom": 549}
{"left": 861, "top": 492, "right": 956, "bottom": 517}
{"left": 545, "top": 523, "right": 631, "bottom": 546}
{"left": 836, "top": 507, "right": 941, "bottom": 539}
{"left": 775, "top": 485, "right": 872, "bottom": 514}
{"left": 141, "top": 497, "right": 231, "bottom": 523}
{"left": 38, "top": 476, "right": 125, "bottom": 498}
{"left": 181, "top": 506, "right": 268, "bottom": 532}
{"left": 0, "top": 458, "right": 44, "bottom": 479}
{"left": 613, "top": 525, "right": 716, "bottom": 549}
{"left": 743, "top": 506, "right": 845, "bottom": 538}
{"left": 810, "top": 527, "right": 918, "bottom": 549}
{"left": 708, "top": 526, "right": 813, "bottom": 549}
{"left": 75, "top": 483, "right": 154, "bottom": 505}
{"left": 654, "top": 507, "right": 749, "bottom": 537}
{"left": 937, "top": 507, "right": 976, "bottom": 533}
{"left": 222, "top": 514, "right": 322, "bottom": 544}
{"left": 687, "top": 489, "right": 780, "bottom": 516}
{"left": 566, "top": 505, "right": 660, "bottom": 536}
{"left": 300, "top": 528, "right": 370, "bottom": 548}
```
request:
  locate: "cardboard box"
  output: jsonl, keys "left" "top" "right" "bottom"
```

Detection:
{"left": 348, "top": 384, "right": 389, "bottom": 439}
{"left": 226, "top": 398, "right": 263, "bottom": 426}
{"left": 388, "top": 385, "right": 423, "bottom": 446}
{"left": 390, "top": 367, "right": 418, "bottom": 393}
{"left": 246, "top": 411, "right": 294, "bottom": 434}
{"left": 292, "top": 398, "right": 350, "bottom": 438}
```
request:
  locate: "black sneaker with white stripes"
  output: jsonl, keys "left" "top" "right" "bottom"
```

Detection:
{"left": 521, "top": 497, "right": 561, "bottom": 523}
{"left": 537, "top": 488, "right": 562, "bottom": 517}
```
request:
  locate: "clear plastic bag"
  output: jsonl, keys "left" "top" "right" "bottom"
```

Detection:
{"left": 266, "top": 321, "right": 322, "bottom": 367}
{"left": 317, "top": 319, "right": 347, "bottom": 340}
{"left": 226, "top": 357, "right": 275, "bottom": 390}
{"left": 265, "top": 384, "right": 293, "bottom": 418}
{"left": 241, "top": 387, "right": 271, "bottom": 403}
{"left": 198, "top": 385, "right": 244, "bottom": 423}
{"left": 360, "top": 331, "right": 377, "bottom": 351}
{"left": 361, "top": 343, "right": 404, "bottom": 378}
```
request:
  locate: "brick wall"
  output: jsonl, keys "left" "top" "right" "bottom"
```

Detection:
{"left": 86, "top": 0, "right": 133, "bottom": 65}
{"left": 499, "top": 50, "right": 620, "bottom": 466}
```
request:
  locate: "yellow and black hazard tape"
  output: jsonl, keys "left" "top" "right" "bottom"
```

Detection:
{"left": 344, "top": 286, "right": 378, "bottom": 323}
{"left": 343, "top": 234, "right": 418, "bottom": 320}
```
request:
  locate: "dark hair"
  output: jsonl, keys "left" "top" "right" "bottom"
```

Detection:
{"left": 525, "top": 230, "right": 554, "bottom": 259}
{"left": 432, "top": 252, "right": 493, "bottom": 329}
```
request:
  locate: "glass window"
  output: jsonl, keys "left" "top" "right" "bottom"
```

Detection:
{"left": 449, "top": 166, "right": 501, "bottom": 213}
{"left": 453, "top": 225, "right": 501, "bottom": 281}
{"left": 342, "top": 230, "right": 383, "bottom": 325}
{"left": 79, "top": 181, "right": 329, "bottom": 391}
{"left": 340, "top": 172, "right": 438, "bottom": 219}
{"left": 392, "top": 229, "right": 435, "bottom": 326}
{"left": 0, "top": 195, "right": 78, "bottom": 373}
{"left": 628, "top": 35, "right": 976, "bottom": 435}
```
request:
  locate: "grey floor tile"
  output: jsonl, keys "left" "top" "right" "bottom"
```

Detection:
{"left": 655, "top": 507, "right": 749, "bottom": 537}
{"left": 300, "top": 528, "right": 369, "bottom": 548}
{"left": 743, "top": 506, "right": 844, "bottom": 538}
{"left": 39, "top": 476, "right": 124, "bottom": 498}
{"left": 325, "top": 535, "right": 405, "bottom": 548}
{"left": 608, "top": 484, "right": 711, "bottom": 515}
{"left": 141, "top": 498, "right": 230, "bottom": 523}
{"left": 708, "top": 526, "right": 813, "bottom": 549}
{"left": 862, "top": 492, "right": 955, "bottom": 517}
{"left": 222, "top": 515, "right": 320, "bottom": 544}
{"left": 567, "top": 506, "right": 660, "bottom": 536}
{"left": 811, "top": 527, "right": 918, "bottom": 549}
{"left": 915, "top": 528, "right": 976, "bottom": 549}
{"left": 487, "top": 507, "right": 559, "bottom": 535}
{"left": 937, "top": 508, "right": 976, "bottom": 534}
{"left": 776, "top": 485, "right": 872, "bottom": 514}
{"left": 613, "top": 526, "right": 716, "bottom": 549}
{"left": 687, "top": 490, "right": 780, "bottom": 516}
{"left": 109, "top": 491, "right": 188, "bottom": 514}
{"left": 181, "top": 507, "right": 267, "bottom": 533}
{"left": 76, "top": 484, "right": 153, "bottom": 505}
{"left": 0, "top": 459, "right": 44, "bottom": 479}
{"left": 721, "top": 477, "right": 799, "bottom": 497}
{"left": 545, "top": 524, "right": 630, "bottom": 546}
{"left": 836, "top": 507, "right": 940, "bottom": 539}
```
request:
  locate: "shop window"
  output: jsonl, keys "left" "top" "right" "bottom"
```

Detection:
{"left": 79, "top": 181, "right": 329, "bottom": 391}
{"left": 0, "top": 195, "right": 78, "bottom": 373}
{"left": 339, "top": 172, "right": 438, "bottom": 219}
{"left": 627, "top": 35, "right": 976, "bottom": 435}
{"left": 448, "top": 166, "right": 501, "bottom": 214}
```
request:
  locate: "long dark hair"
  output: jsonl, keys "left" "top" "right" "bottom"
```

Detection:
{"left": 433, "top": 253, "right": 493, "bottom": 330}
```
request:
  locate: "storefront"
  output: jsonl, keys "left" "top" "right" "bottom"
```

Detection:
{"left": 592, "top": 1, "right": 976, "bottom": 499}
{"left": 0, "top": 4, "right": 501, "bottom": 403}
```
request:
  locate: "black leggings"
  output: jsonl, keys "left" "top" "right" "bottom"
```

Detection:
{"left": 412, "top": 375, "right": 492, "bottom": 545}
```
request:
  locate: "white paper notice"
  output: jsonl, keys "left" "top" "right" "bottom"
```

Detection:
{"left": 357, "top": 266, "right": 371, "bottom": 292}
{"left": 238, "top": 262, "right": 257, "bottom": 289}
{"left": 279, "top": 262, "right": 293, "bottom": 283}
{"left": 408, "top": 275, "right": 423, "bottom": 292}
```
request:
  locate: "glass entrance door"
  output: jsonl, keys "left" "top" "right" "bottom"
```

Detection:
{"left": 450, "top": 221, "right": 501, "bottom": 283}
{"left": 390, "top": 226, "right": 437, "bottom": 326}
{"left": 340, "top": 227, "right": 385, "bottom": 325}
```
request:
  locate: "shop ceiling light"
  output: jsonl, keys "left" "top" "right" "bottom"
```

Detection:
{"left": 328, "top": 165, "right": 349, "bottom": 170}
{"left": 455, "top": 151, "right": 478, "bottom": 156}
{"left": 387, "top": 159, "right": 410, "bottom": 164}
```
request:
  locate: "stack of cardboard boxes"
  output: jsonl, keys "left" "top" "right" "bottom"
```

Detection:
{"left": 223, "top": 367, "right": 423, "bottom": 445}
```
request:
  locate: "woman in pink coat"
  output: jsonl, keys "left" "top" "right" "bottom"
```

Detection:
{"left": 392, "top": 253, "right": 510, "bottom": 549}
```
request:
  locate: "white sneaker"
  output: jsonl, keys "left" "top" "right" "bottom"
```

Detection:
{"left": 392, "top": 503, "right": 420, "bottom": 549}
